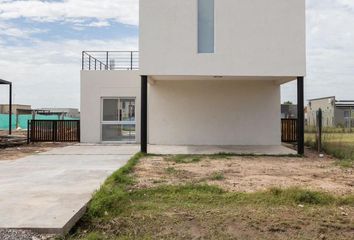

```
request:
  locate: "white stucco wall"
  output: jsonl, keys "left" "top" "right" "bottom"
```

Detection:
{"left": 148, "top": 80, "right": 281, "bottom": 145}
{"left": 307, "top": 97, "right": 335, "bottom": 127}
{"left": 140, "top": 0, "right": 306, "bottom": 77}
{"left": 80, "top": 71, "right": 141, "bottom": 143}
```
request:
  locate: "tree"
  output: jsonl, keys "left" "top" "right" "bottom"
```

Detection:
{"left": 283, "top": 101, "right": 293, "bottom": 105}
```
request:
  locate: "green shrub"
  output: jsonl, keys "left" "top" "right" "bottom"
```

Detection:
{"left": 266, "top": 188, "right": 335, "bottom": 205}
{"left": 292, "top": 190, "right": 334, "bottom": 205}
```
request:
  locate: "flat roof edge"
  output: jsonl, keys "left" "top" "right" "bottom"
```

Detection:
{"left": 0, "top": 79, "right": 12, "bottom": 84}
{"left": 308, "top": 96, "right": 335, "bottom": 101}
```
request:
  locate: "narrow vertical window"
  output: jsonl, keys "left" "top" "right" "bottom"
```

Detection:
{"left": 198, "top": 0, "right": 214, "bottom": 53}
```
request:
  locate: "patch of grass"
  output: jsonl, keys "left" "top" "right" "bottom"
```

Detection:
{"left": 156, "top": 153, "right": 301, "bottom": 163}
{"left": 207, "top": 152, "right": 236, "bottom": 159}
{"left": 282, "top": 188, "right": 334, "bottom": 205}
{"left": 152, "top": 179, "right": 166, "bottom": 184}
{"left": 85, "top": 232, "right": 107, "bottom": 240}
{"left": 224, "top": 187, "right": 345, "bottom": 206}
{"left": 338, "top": 195, "right": 354, "bottom": 205}
{"left": 305, "top": 132, "right": 354, "bottom": 168}
{"left": 72, "top": 184, "right": 354, "bottom": 239}
{"left": 83, "top": 152, "right": 354, "bottom": 222}
{"left": 164, "top": 167, "right": 190, "bottom": 179}
{"left": 305, "top": 126, "right": 354, "bottom": 133}
{"left": 335, "top": 159, "right": 354, "bottom": 168}
{"left": 85, "top": 152, "right": 145, "bottom": 219}
{"left": 164, "top": 154, "right": 203, "bottom": 163}
{"left": 165, "top": 166, "right": 177, "bottom": 174}
{"left": 90, "top": 183, "right": 353, "bottom": 220}
{"left": 70, "top": 153, "right": 354, "bottom": 240}
{"left": 210, "top": 171, "right": 225, "bottom": 181}
{"left": 132, "top": 184, "right": 225, "bottom": 200}
{"left": 209, "top": 152, "right": 301, "bottom": 159}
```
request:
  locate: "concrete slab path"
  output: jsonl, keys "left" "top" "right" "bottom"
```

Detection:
{"left": 148, "top": 145, "right": 296, "bottom": 155}
{"left": 0, "top": 144, "right": 138, "bottom": 235}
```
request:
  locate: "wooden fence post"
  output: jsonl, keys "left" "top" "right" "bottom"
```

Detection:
{"left": 77, "top": 120, "right": 81, "bottom": 142}
{"left": 27, "top": 120, "right": 30, "bottom": 144}
{"left": 52, "top": 121, "right": 57, "bottom": 142}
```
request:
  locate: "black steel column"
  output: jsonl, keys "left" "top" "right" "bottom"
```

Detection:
{"left": 9, "top": 83, "right": 12, "bottom": 135}
{"left": 141, "top": 75, "right": 148, "bottom": 153}
{"left": 297, "top": 77, "right": 304, "bottom": 155}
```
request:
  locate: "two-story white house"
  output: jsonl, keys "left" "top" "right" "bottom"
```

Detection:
{"left": 81, "top": 0, "right": 306, "bottom": 154}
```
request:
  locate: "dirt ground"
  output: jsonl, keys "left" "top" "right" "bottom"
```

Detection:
{"left": 133, "top": 149, "right": 354, "bottom": 195}
{"left": 0, "top": 130, "right": 72, "bottom": 160}
{"left": 0, "top": 141, "right": 72, "bottom": 161}
{"left": 0, "top": 129, "right": 26, "bottom": 136}
{"left": 74, "top": 149, "right": 354, "bottom": 240}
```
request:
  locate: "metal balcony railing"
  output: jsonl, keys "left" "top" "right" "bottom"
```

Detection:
{"left": 82, "top": 51, "right": 139, "bottom": 70}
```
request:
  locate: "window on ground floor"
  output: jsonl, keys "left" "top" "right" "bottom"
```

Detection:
{"left": 101, "top": 97, "right": 136, "bottom": 142}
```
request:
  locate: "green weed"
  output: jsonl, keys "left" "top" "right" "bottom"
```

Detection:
{"left": 210, "top": 171, "right": 225, "bottom": 181}
{"left": 164, "top": 155, "right": 203, "bottom": 163}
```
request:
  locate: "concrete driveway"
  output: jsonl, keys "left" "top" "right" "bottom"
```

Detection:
{"left": 0, "top": 144, "right": 138, "bottom": 234}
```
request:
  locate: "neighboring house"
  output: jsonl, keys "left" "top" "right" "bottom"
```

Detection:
{"left": 281, "top": 104, "right": 298, "bottom": 119}
{"left": 39, "top": 108, "right": 80, "bottom": 119}
{"left": 81, "top": 0, "right": 306, "bottom": 154}
{"left": 0, "top": 104, "right": 31, "bottom": 114}
{"left": 0, "top": 105, "right": 80, "bottom": 129}
{"left": 304, "top": 106, "right": 308, "bottom": 126}
{"left": 0, "top": 105, "right": 80, "bottom": 119}
{"left": 307, "top": 96, "right": 354, "bottom": 128}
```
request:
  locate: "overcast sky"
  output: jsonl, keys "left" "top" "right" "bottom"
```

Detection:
{"left": 0, "top": 0, "right": 353, "bottom": 109}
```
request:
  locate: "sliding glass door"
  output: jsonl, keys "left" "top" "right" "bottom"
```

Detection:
{"left": 101, "top": 97, "right": 136, "bottom": 142}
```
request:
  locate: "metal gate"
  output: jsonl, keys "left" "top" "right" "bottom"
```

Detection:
{"left": 27, "top": 120, "right": 80, "bottom": 143}
{"left": 281, "top": 119, "right": 298, "bottom": 143}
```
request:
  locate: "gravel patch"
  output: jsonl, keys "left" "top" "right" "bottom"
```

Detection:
{"left": 0, "top": 229, "right": 56, "bottom": 240}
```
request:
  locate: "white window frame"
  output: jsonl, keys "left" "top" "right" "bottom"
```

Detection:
{"left": 100, "top": 97, "right": 136, "bottom": 143}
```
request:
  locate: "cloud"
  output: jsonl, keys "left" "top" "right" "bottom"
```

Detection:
{"left": 282, "top": 0, "right": 354, "bottom": 103}
{"left": 0, "top": 1, "right": 139, "bottom": 108}
{"left": 0, "top": 37, "right": 138, "bottom": 108}
{"left": 0, "top": 0, "right": 139, "bottom": 26}
{"left": 85, "top": 21, "right": 111, "bottom": 28}
{"left": 0, "top": 22, "right": 45, "bottom": 38}
{"left": 0, "top": 0, "right": 354, "bottom": 108}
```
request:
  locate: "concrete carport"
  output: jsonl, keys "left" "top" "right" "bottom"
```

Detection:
{"left": 0, "top": 144, "right": 139, "bottom": 234}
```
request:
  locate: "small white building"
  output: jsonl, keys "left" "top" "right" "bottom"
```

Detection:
{"left": 81, "top": 0, "right": 306, "bottom": 154}
{"left": 307, "top": 96, "right": 354, "bottom": 128}
{"left": 39, "top": 108, "right": 80, "bottom": 119}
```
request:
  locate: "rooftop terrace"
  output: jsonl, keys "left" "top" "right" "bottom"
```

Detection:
{"left": 82, "top": 51, "right": 139, "bottom": 71}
